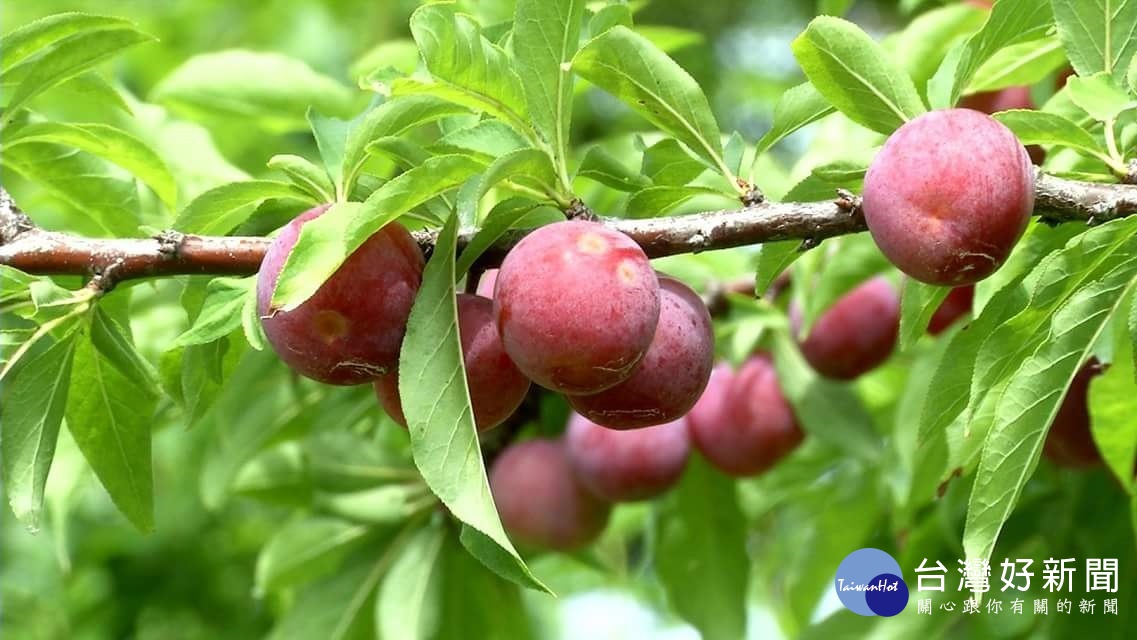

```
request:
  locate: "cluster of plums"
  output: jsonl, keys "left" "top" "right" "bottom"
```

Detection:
{"left": 254, "top": 103, "right": 1105, "bottom": 553}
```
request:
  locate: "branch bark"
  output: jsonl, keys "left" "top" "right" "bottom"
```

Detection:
{"left": 2, "top": 172, "right": 1136, "bottom": 288}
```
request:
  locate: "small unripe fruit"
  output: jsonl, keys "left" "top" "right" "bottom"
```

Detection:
{"left": 564, "top": 412, "right": 690, "bottom": 502}
{"left": 687, "top": 357, "right": 804, "bottom": 477}
{"left": 1043, "top": 360, "right": 1106, "bottom": 469}
{"left": 373, "top": 294, "right": 530, "bottom": 431}
{"left": 863, "top": 109, "right": 1034, "bottom": 286}
{"left": 796, "top": 277, "right": 899, "bottom": 380}
{"left": 257, "top": 205, "right": 424, "bottom": 385}
{"left": 568, "top": 276, "right": 713, "bottom": 429}
{"left": 494, "top": 220, "right": 660, "bottom": 394}
{"left": 927, "top": 285, "right": 974, "bottom": 335}
{"left": 489, "top": 438, "right": 611, "bottom": 551}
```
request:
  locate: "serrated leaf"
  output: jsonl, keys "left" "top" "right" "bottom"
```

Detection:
{"left": 993, "top": 109, "right": 1110, "bottom": 159}
{"left": 1090, "top": 295, "right": 1137, "bottom": 493}
{"left": 338, "top": 94, "right": 468, "bottom": 195}
{"left": 376, "top": 523, "right": 445, "bottom": 640}
{"left": 90, "top": 306, "right": 160, "bottom": 397}
{"left": 754, "top": 82, "right": 835, "bottom": 155}
{"left": 0, "top": 13, "right": 138, "bottom": 74}
{"left": 967, "top": 36, "right": 1068, "bottom": 93}
{"left": 755, "top": 241, "right": 801, "bottom": 295}
{"left": 406, "top": 3, "right": 532, "bottom": 139}
{"left": 241, "top": 287, "right": 268, "bottom": 351}
{"left": 1, "top": 332, "right": 77, "bottom": 529}
{"left": 4, "top": 122, "right": 176, "bottom": 208}
{"left": 1053, "top": 0, "right": 1137, "bottom": 79}
{"left": 655, "top": 455, "right": 748, "bottom": 640}
{"left": 267, "top": 154, "right": 335, "bottom": 204}
{"left": 172, "top": 277, "right": 250, "bottom": 348}
{"left": 174, "top": 180, "right": 310, "bottom": 236}
{"left": 67, "top": 320, "right": 158, "bottom": 532}
{"left": 927, "top": 0, "right": 1054, "bottom": 109}
{"left": 430, "top": 120, "right": 529, "bottom": 160}
{"left": 576, "top": 146, "right": 650, "bottom": 191}
{"left": 256, "top": 517, "right": 372, "bottom": 595}
{"left": 456, "top": 147, "right": 556, "bottom": 229}
{"left": 3, "top": 26, "right": 153, "bottom": 118}
{"left": 898, "top": 280, "right": 951, "bottom": 351}
{"left": 572, "top": 25, "right": 731, "bottom": 182}
{"left": 317, "top": 484, "right": 434, "bottom": 524}
{"left": 455, "top": 198, "right": 545, "bottom": 276}
{"left": 791, "top": 16, "right": 926, "bottom": 135}
{"left": 513, "top": 0, "right": 585, "bottom": 183}
{"left": 399, "top": 215, "right": 547, "bottom": 593}
{"left": 271, "top": 155, "right": 484, "bottom": 310}
{"left": 626, "top": 185, "right": 729, "bottom": 219}
{"left": 152, "top": 50, "right": 358, "bottom": 129}
{"left": 1066, "top": 72, "right": 1137, "bottom": 123}
{"left": 642, "top": 137, "right": 709, "bottom": 185}
{"left": 964, "top": 219, "right": 1137, "bottom": 569}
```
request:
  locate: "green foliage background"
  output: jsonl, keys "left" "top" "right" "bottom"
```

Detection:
{"left": 3, "top": 0, "right": 1137, "bottom": 638}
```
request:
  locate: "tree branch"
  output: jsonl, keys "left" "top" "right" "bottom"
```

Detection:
{"left": 2, "top": 173, "right": 1136, "bottom": 289}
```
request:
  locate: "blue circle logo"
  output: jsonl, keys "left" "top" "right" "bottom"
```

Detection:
{"left": 834, "top": 548, "right": 909, "bottom": 617}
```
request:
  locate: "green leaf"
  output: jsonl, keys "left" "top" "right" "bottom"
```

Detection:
{"left": 993, "top": 109, "right": 1110, "bottom": 158}
{"left": 513, "top": 0, "right": 585, "bottom": 184}
{"left": 317, "top": 484, "right": 434, "bottom": 524}
{"left": 174, "top": 180, "right": 310, "bottom": 236}
{"left": 241, "top": 288, "right": 268, "bottom": 351}
{"left": 576, "top": 146, "right": 651, "bottom": 191}
{"left": 307, "top": 109, "right": 352, "bottom": 196}
{"left": 431, "top": 120, "right": 529, "bottom": 160}
{"left": 435, "top": 529, "right": 531, "bottom": 640}
{"left": 655, "top": 455, "right": 748, "bottom": 640}
{"left": 152, "top": 50, "right": 358, "bottom": 129}
{"left": 883, "top": 3, "right": 987, "bottom": 94}
{"left": 3, "top": 26, "right": 153, "bottom": 119}
{"left": 641, "top": 137, "right": 709, "bottom": 185}
{"left": 572, "top": 26, "right": 731, "bottom": 182}
{"left": 1090, "top": 295, "right": 1137, "bottom": 493}
{"left": 172, "top": 278, "right": 251, "bottom": 348}
{"left": 625, "top": 185, "right": 729, "bottom": 219}
{"left": 405, "top": 3, "right": 532, "bottom": 139}
{"left": 1, "top": 332, "right": 77, "bottom": 529}
{"left": 1053, "top": 0, "right": 1137, "bottom": 79}
{"left": 67, "top": 318, "right": 158, "bottom": 532}
{"left": 455, "top": 198, "right": 545, "bottom": 276}
{"left": 791, "top": 16, "right": 926, "bottom": 135}
{"left": 338, "top": 96, "right": 468, "bottom": 195}
{"left": 0, "top": 13, "right": 138, "bottom": 74}
{"left": 926, "top": 0, "right": 1054, "bottom": 109}
{"left": 4, "top": 122, "right": 176, "bottom": 208}
{"left": 272, "top": 155, "right": 484, "bottom": 311}
{"left": 967, "top": 36, "right": 1068, "bottom": 93}
{"left": 963, "top": 218, "right": 1137, "bottom": 567}
{"left": 1, "top": 141, "right": 140, "bottom": 237}
{"left": 754, "top": 82, "right": 835, "bottom": 155}
{"left": 376, "top": 523, "right": 445, "bottom": 640}
{"left": 267, "top": 154, "right": 335, "bottom": 204}
{"left": 457, "top": 148, "right": 556, "bottom": 227}
{"left": 898, "top": 281, "right": 951, "bottom": 351}
{"left": 90, "top": 307, "right": 160, "bottom": 397}
{"left": 399, "top": 215, "right": 548, "bottom": 593}
{"left": 588, "top": 5, "right": 633, "bottom": 39}
{"left": 754, "top": 241, "right": 801, "bottom": 295}
{"left": 255, "top": 517, "right": 372, "bottom": 596}
{"left": 1129, "top": 54, "right": 1137, "bottom": 94}
{"left": 1065, "top": 72, "right": 1137, "bottom": 123}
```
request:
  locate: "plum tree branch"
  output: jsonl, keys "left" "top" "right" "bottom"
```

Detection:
{"left": 2, "top": 172, "right": 1136, "bottom": 289}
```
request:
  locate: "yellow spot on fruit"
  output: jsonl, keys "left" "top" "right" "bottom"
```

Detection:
{"left": 313, "top": 310, "right": 349, "bottom": 344}
{"left": 577, "top": 233, "right": 608, "bottom": 255}
{"left": 617, "top": 260, "right": 639, "bottom": 285}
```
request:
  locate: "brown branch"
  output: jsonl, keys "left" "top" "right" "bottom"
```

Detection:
{"left": 2, "top": 173, "right": 1136, "bottom": 289}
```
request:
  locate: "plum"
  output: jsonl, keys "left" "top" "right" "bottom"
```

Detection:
{"left": 796, "top": 277, "right": 899, "bottom": 380}
{"left": 687, "top": 356, "right": 804, "bottom": 477}
{"left": 493, "top": 220, "right": 660, "bottom": 394}
{"left": 373, "top": 293, "right": 530, "bottom": 431}
{"left": 568, "top": 275, "right": 713, "bottom": 429}
{"left": 927, "top": 285, "right": 974, "bottom": 335}
{"left": 489, "top": 438, "right": 611, "bottom": 551}
{"left": 257, "top": 205, "right": 424, "bottom": 385}
{"left": 564, "top": 412, "right": 690, "bottom": 502}
{"left": 862, "top": 109, "right": 1034, "bottom": 286}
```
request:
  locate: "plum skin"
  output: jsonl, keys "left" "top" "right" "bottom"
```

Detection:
{"left": 489, "top": 438, "right": 611, "bottom": 551}
{"left": 568, "top": 275, "right": 714, "bottom": 429}
{"left": 257, "top": 205, "right": 424, "bottom": 385}
{"left": 493, "top": 220, "right": 660, "bottom": 395}
{"left": 563, "top": 412, "right": 690, "bottom": 502}
{"left": 373, "top": 293, "right": 531, "bottom": 431}
{"left": 927, "top": 285, "right": 974, "bottom": 335}
{"left": 1043, "top": 360, "right": 1106, "bottom": 469}
{"left": 796, "top": 277, "right": 899, "bottom": 380}
{"left": 687, "top": 357, "right": 804, "bottom": 477}
{"left": 862, "top": 108, "right": 1034, "bottom": 286}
